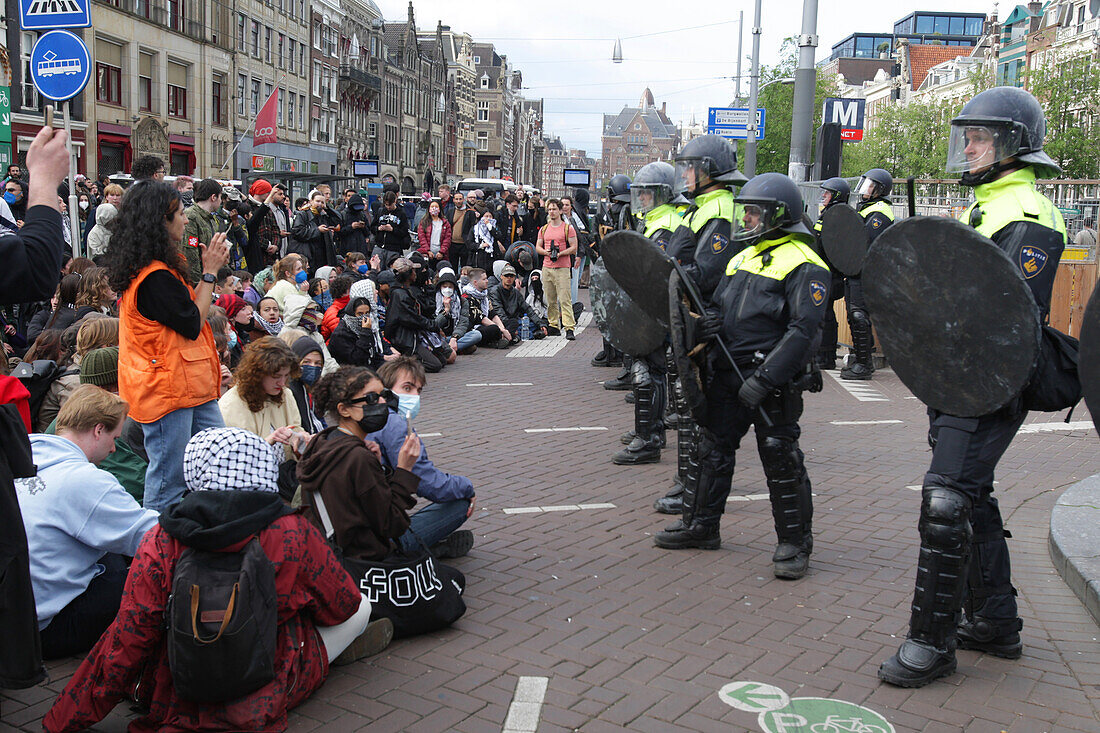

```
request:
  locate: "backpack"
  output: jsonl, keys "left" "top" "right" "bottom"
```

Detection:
{"left": 1021, "top": 325, "right": 1081, "bottom": 413}
{"left": 11, "top": 360, "right": 63, "bottom": 426}
{"left": 167, "top": 537, "right": 278, "bottom": 703}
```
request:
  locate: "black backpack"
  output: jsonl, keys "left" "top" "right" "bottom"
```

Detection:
{"left": 1021, "top": 325, "right": 1081, "bottom": 413}
{"left": 11, "top": 360, "right": 64, "bottom": 426}
{"left": 167, "top": 537, "right": 278, "bottom": 703}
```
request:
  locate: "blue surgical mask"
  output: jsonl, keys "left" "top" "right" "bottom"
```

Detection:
{"left": 358, "top": 264, "right": 369, "bottom": 274}
{"left": 295, "top": 270, "right": 308, "bottom": 284}
{"left": 397, "top": 393, "right": 421, "bottom": 421}
{"left": 226, "top": 329, "right": 238, "bottom": 349}
{"left": 300, "top": 364, "right": 322, "bottom": 386}
{"left": 3, "top": 191, "right": 17, "bottom": 204}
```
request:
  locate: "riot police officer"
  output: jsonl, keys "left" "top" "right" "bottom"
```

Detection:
{"left": 613, "top": 162, "right": 682, "bottom": 465}
{"left": 879, "top": 86, "right": 1067, "bottom": 688}
{"left": 812, "top": 178, "right": 850, "bottom": 370}
{"left": 655, "top": 173, "right": 830, "bottom": 581}
{"left": 593, "top": 175, "right": 634, "bottom": 373}
{"left": 607, "top": 174, "right": 635, "bottom": 231}
{"left": 653, "top": 135, "right": 747, "bottom": 513}
{"left": 842, "top": 168, "right": 894, "bottom": 380}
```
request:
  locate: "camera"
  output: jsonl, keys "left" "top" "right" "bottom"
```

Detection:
{"left": 549, "top": 243, "right": 560, "bottom": 262}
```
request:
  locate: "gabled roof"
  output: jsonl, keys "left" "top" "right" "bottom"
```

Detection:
{"left": 907, "top": 44, "right": 973, "bottom": 90}
{"left": 601, "top": 107, "right": 676, "bottom": 139}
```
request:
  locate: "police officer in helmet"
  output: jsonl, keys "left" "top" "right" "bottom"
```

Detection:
{"left": 655, "top": 173, "right": 830, "bottom": 581}
{"left": 593, "top": 176, "right": 632, "bottom": 370}
{"left": 813, "top": 178, "right": 850, "bottom": 370}
{"left": 842, "top": 168, "right": 894, "bottom": 380}
{"left": 879, "top": 86, "right": 1067, "bottom": 688}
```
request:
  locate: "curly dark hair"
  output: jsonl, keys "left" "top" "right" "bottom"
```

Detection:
{"left": 102, "top": 180, "right": 189, "bottom": 293}
{"left": 131, "top": 155, "right": 165, "bottom": 181}
{"left": 312, "top": 365, "right": 379, "bottom": 422}
{"left": 75, "top": 267, "right": 113, "bottom": 309}
{"left": 234, "top": 336, "right": 301, "bottom": 412}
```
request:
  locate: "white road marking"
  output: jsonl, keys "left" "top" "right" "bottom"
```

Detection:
{"left": 416, "top": 432, "right": 442, "bottom": 438}
{"left": 1017, "top": 421, "right": 1095, "bottom": 435}
{"left": 466, "top": 382, "right": 534, "bottom": 387}
{"left": 503, "top": 676, "right": 549, "bottom": 733}
{"left": 728, "top": 493, "right": 770, "bottom": 502}
{"left": 524, "top": 426, "right": 608, "bottom": 433}
{"left": 824, "top": 370, "right": 890, "bottom": 401}
{"left": 502, "top": 503, "right": 616, "bottom": 515}
{"left": 507, "top": 311, "right": 593, "bottom": 357}
{"left": 829, "top": 419, "right": 904, "bottom": 426}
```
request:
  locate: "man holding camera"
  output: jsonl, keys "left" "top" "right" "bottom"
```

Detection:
{"left": 535, "top": 198, "right": 578, "bottom": 339}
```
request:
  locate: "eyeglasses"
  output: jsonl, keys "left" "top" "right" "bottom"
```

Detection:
{"left": 346, "top": 389, "right": 394, "bottom": 407}
{"left": 502, "top": 274, "right": 516, "bottom": 279}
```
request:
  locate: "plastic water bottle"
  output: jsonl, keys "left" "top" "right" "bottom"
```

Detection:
{"left": 520, "top": 315, "right": 532, "bottom": 341}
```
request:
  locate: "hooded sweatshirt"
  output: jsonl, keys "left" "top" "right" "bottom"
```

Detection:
{"left": 15, "top": 434, "right": 158, "bottom": 629}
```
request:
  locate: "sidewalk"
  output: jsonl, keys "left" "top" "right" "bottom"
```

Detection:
{"left": 3, "top": 315, "right": 1098, "bottom": 732}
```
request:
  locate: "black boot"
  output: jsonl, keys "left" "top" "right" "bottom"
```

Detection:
{"left": 957, "top": 617, "right": 1022, "bottom": 659}
{"left": 654, "top": 432, "right": 725, "bottom": 550}
{"left": 607, "top": 347, "right": 623, "bottom": 368}
{"left": 613, "top": 370, "right": 663, "bottom": 465}
{"left": 768, "top": 472, "right": 813, "bottom": 579}
{"left": 841, "top": 311, "right": 875, "bottom": 380}
{"left": 603, "top": 357, "right": 632, "bottom": 390}
{"left": 591, "top": 349, "right": 609, "bottom": 367}
{"left": 654, "top": 375, "right": 694, "bottom": 514}
{"left": 879, "top": 487, "right": 972, "bottom": 688}
{"left": 653, "top": 477, "right": 684, "bottom": 514}
{"left": 957, "top": 501, "right": 1023, "bottom": 659}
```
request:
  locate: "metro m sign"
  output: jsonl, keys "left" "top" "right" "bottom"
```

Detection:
{"left": 822, "top": 98, "right": 866, "bottom": 142}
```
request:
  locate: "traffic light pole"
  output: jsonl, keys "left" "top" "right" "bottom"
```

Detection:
{"left": 743, "top": 0, "right": 762, "bottom": 177}
{"left": 788, "top": 0, "right": 819, "bottom": 183}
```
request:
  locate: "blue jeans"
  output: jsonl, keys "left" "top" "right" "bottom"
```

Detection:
{"left": 141, "top": 400, "right": 225, "bottom": 512}
{"left": 455, "top": 329, "right": 483, "bottom": 351}
{"left": 398, "top": 499, "right": 470, "bottom": 553}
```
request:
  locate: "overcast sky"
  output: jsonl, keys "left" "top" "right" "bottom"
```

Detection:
{"left": 377, "top": 1, "right": 994, "bottom": 154}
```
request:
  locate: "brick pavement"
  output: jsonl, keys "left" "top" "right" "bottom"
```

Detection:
{"left": 3, "top": 302, "right": 1099, "bottom": 733}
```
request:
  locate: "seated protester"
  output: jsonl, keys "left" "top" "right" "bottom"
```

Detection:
{"left": 44, "top": 347, "right": 150, "bottom": 504}
{"left": 217, "top": 336, "right": 309, "bottom": 459}
{"left": 346, "top": 275, "right": 387, "bottom": 352}
{"left": 370, "top": 357, "right": 475, "bottom": 558}
{"left": 289, "top": 337, "right": 326, "bottom": 433}
{"left": 308, "top": 277, "right": 333, "bottom": 312}
{"left": 72, "top": 267, "right": 117, "bottom": 320}
{"left": 17, "top": 385, "right": 158, "bottom": 658}
{"left": 215, "top": 293, "right": 254, "bottom": 349}
{"left": 384, "top": 258, "right": 451, "bottom": 373}
{"left": 374, "top": 269, "right": 395, "bottom": 332}
{"left": 43, "top": 427, "right": 391, "bottom": 733}
{"left": 243, "top": 266, "right": 270, "bottom": 306}
{"left": 436, "top": 268, "right": 478, "bottom": 355}
{"left": 38, "top": 316, "right": 119, "bottom": 432}
{"left": 252, "top": 295, "right": 284, "bottom": 339}
{"left": 322, "top": 272, "right": 355, "bottom": 340}
{"left": 329, "top": 297, "right": 385, "bottom": 369}
{"left": 457, "top": 267, "right": 511, "bottom": 349}
{"left": 489, "top": 263, "right": 548, "bottom": 343}
{"left": 525, "top": 268, "right": 549, "bottom": 322}
{"left": 297, "top": 366, "right": 422, "bottom": 561}
{"left": 206, "top": 305, "right": 242, "bottom": 370}
{"left": 266, "top": 254, "right": 307, "bottom": 314}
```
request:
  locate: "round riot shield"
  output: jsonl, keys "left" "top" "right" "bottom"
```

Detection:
{"left": 590, "top": 260, "right": 666, "bottom": 357}
{"left": 668, "top": 269, "right": 708, "bottom": 421}
{"left": 820, "top": 205, "right": 869, "bottom": 276}
{"left": 600, "top": 229, "right": 674, "bottom": 327}
{"left": 864, "top": 216, "right": 1041, "bottom": 417}
{"left": 1079, "top": 283, "right": 1100, "bottom": 437}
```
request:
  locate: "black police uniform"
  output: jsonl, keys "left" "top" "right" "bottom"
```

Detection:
{"left": 843, "top": 196, "right": 893, "bottom": 378}
{"left": 812, "top": 207, "right": 847, "bottom": 370}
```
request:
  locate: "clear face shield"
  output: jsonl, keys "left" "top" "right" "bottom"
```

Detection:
{"left": 945, "top": 122, "right": 1024, "bottom": 176}
{"left": 732, "top": 200, "right": 783, "bottom": 244}
{"left": 819, "top": 189, "right": 834, "bottom": 207}
{"left": 855, "top": 176, "right": 881, "bottom": 200}
{"left": 630, "top": 184, "right": 670, "bottom": 215}
{"left": 674, "top": 158, "right": 711, "bottom": 197}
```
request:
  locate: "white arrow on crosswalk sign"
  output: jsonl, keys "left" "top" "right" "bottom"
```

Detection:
{"left": 717, "top": 681, "right": 790, "bottom": 713}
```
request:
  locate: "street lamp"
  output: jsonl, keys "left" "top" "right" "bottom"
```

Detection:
{"left": 612, "top": 38, "right": 623, "bottom": 63}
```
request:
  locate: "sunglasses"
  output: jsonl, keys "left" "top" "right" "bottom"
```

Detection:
{"left": 346, "top": 389, "right": 395, "bottom": 407}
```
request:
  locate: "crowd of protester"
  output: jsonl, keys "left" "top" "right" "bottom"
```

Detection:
{"left": 0, "top": 141, "right": 595, "bottom": 729}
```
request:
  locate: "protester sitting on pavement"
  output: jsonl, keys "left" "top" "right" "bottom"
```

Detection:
{"left": 42, "top": 427, "right": 389, "bottom": 733}
{"left": 18, "top": 385, "right": 159, "bottom": 658}
{"left": 72, "top": 267, "right": 117, "bottom": 320}
{"left": 435, "top": 268, "right": 477, "bottom": 355}
{"left": 215, "top": 293, "right": 254, "bottom": 349}
{"left": 253, "top": 295, "right": 285, "bottom": 338}
{"left": 457, "top": 267, "right": 510, "bottom": 349}
{"left": 525, "top": 269, "right": 548, "bottom": 321}
{"left": 217, "top": 337, "right": 308, "bottom": 459}
{"left": 489, "top": 264, "right": 548, "bottom": 343}
{"left": 297, "top": 366, "right": 422, "bottom": 561}
{"left": 308, "top": 277, "right": 333, "bottom": 312}
{"left": 37, "top": 316, "right": 119, "bottom": 432}
{"left": 328, "top": 297, "right": 386, "bottom": 369}
{"left": 369, "top": 357, "right": 475, "bottom": 558}
{"left": 384, "top": 258, "right": 451, "bottom": 372}
{"left": 375, "top": 269, "right": 395, "bottom": 331}
{"left": 321, "top": 273, "right": 355, "bottom": 340}
{"left": 35, "top": 272, "right": 82, "bottom": 340}
{"left": 266, "top": 254, "right": 307, "bottom": 314}
{"left": 289, "top": 336, "right": 326, "bottom": 433}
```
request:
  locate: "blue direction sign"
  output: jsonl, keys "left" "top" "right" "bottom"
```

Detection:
{"left": 707, "top": 107, "right": 766, "bottom": 140}
{"left": 19, "top": 0, "right": 91, "bottom": 30}
{"left": 30, "top": 30, "right": 90, "bottom": 102}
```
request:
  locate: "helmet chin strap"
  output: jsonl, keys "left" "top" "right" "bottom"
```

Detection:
{"left": 960, "top": 157, "right": 1023, "bottom": 187}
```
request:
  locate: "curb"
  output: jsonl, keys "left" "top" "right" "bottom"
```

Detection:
{"left": 1048, "top": 473, "right": 1100, "bottom": 627}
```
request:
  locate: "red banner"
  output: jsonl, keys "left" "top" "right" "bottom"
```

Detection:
{"left": 254, "top": 88, "right": 278, "bottom": 146}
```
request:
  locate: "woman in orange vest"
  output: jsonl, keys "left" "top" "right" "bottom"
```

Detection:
{"left": 103, "top": 180, "right": 230, "bottom": 512}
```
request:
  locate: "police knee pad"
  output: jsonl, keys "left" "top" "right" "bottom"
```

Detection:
{"left": 918, "top": 486, "right": 972, "bottom": 551}
{"left": 758, "top": 436, "right": 803, "bottom": 479}
{"left": 849, "top": 309, "right": 870, "bottom": 329}
{"left": 631, "top": 359, "right": 652, "bottom": 388}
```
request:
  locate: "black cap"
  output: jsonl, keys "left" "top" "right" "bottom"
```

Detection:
{"left": 348, "top": 194, "right": 365, "bottom": 210}
{"left": 376, "top": 270, "right": 397, "bottom": 286}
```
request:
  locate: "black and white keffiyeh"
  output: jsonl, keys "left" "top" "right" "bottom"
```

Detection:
{"left": 183, "top": 427, "right": 283, "bottom": 493}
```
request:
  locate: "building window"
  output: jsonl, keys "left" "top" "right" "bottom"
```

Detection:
{"left": 299, "top": 93, "right": 306, "bottom": 129}
{"left": 237, "top": 13, "right": 247, "bottom": 51}
{"left": 480, "top": 75, "right": 489, "bottom": 89}
{"left": 287, "top": 92, "right": 295, "bottom": 127}
{"left": 323, "top": 26, "right": 337, "bottom": 56}
{"left": 251, "top": 78, "right": 261, "bottom": 116}
{"left": 278, "top": 34, "right": 285, "bottom": 69}
{"left": 139, "top": 52, "right": 153, "bottom": 111}
{"left": 251, "top": 21, "right": 260, "bottom": 56}
{"left": 313, "top": 60, "right": 322, "bottom": 96}
{"left": 473, "top": 55, "right": 480, "bottom": 64}
{"left": 265, "top": 26, "right": 272, "bottom": 62}
{"left": 299, "top": 44, "right": 305, "bottom": 75}
{"left": 277, "top": 86, "right": 283, "bottom": 125}
{"left": 212, "top": 74, "right": 226, "bottom": 125}
{"left": 237, "top": 73, "right": 246, "bottom": 115}
{"left": 167, "top": 62, "right": 188, "bottom": 118}
{"left": 96, "top": 63, "right": 122, "bottom": 104}
{"left": 385, "top": 124, "right": 397, "bottom": 162}
{"left": 313, "top": 20, "right": 322, "bottom": 49}
{"left": 477, "top": 131, "right": 488, "bottom": 151}
{"left": 167, "top": 0, "right": 183, "bottom": 32}
{"left": 287, "top": 39, "right": 295, "bottom": 73}
{"left": 477, "top": 100, "right": 489, "bottom": 121}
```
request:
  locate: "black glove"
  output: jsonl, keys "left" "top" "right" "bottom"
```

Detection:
{"left": 698, "top": 314, "right": 722, "bottom": 342}
{"left": 792, "top": 370, "right": 823, "bottom": 393}
{"left": 738, "top": 375, "right": 771, "bottom": 408}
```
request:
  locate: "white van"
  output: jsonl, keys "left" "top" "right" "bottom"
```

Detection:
{"left": 455, "top": 177, "right": 517, "bottom": 197}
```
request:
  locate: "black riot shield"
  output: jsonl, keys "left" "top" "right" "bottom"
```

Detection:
{"left": 820, "top": 205, "right": 869, "bottom": 276}
{"left": 1079, "top": 283, "right": 1100, "bottom": 437}
{"left": 599, "top": 229, "right": 675, "bottom": 327}
{"left": 668, "top": 269, "right": 708, "bottom": 420}
{"left": 590, "top": 259, "right": 667, "bottom": 357}
{"left": 864, "top": 216, "right": 1041, "bottom": 418}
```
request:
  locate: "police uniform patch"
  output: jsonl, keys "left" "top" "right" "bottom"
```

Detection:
{"left": 711, "top": 232, "right": 729, "bottom": 254}
{"left": 809, "top": 280, "right": 827, "bottom": 306}
{"left": 871, "top": 218, "right": 882, "bottom": 229}
{"left": 1019, "top": 245, "right": 1048, "bottom": 279}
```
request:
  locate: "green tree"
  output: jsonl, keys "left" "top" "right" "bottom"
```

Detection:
{"left": 1025, "top": 52, "right": 1100, "bottom": 179}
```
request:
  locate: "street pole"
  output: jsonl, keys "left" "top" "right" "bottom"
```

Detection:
{"left": 64, "top": 102, "right": 80, "bottom": 256}
{"left": 743, "top": 0, "right": 762, "bottom": 177}
{"left": 788, "top": 0, "right": 819, "bottom": 183}
{"left": 736, "top": 10, "right": 744, "bottom": 101}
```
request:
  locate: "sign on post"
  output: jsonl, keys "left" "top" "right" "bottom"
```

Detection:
{"left": 822, "top": 98, "right": 866, "bottom": 141}
{"left": 18, "top": 0, "right": 91, "bottom": 30}
{"left": 707, "top": 107, "right": 766, "bottom": 140}
{"left": 29, "top": 30, "right": 90, "bottom": 102}
{"left": 0, "top": 87, "right": 10, "bottom": 145}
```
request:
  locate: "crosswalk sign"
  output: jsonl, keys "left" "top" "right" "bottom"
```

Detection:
{"left": 19, "top": 0, "right": 92, "bottom": 30}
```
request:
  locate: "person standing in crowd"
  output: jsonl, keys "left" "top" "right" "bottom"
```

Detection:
{"left": 85, "top": 201, "right": 117, "bottom": 259}
{"left": 535, "top": 199, "right": 578, "bottom": 340}
{"left": 523, "top": 194, "right": 546, "bottom": 243}
{"left": 180, "top": 178, "right": 224, "bottom": 285}
{"left": 417, "top": 200, "right": 451, "bottom": 268}
{"left": 560, "top": 195, "right": 591, "bottom": 303}
{"left": 173, "top": 175, "right": 194, "bottom": 206}
{"left": 448, "top": 192, "right": 476, "bottom": 269}
{"left": 104, "top": 180, "right": 228, "bottom": 512}
{"left": 438, "top": 184, "right": 454, "bottom": 219}
{"left": 291, "top": 191, "right": 338, "bottom": 273}
{"left": 339, "top": 194, "right": 371, "bottom": 255}
{"left": 471, "top": 208, "right": 501, "bottom": 272}
{"left": 1074, "top": 218, "right": 1096, "bottom": 249}
{"left": 131, "top": 155, "right": 165, "bottom": 182}
{"left": 83, "top": 184, "right": 123, "bottom": 250}
{"left": 246, "top": 180, "right": 291, "bottom": 271}
{"left": 496, "top": 195, "right": 525, "bottom": 250}
{"left": 371, "top": 190, "right": 411, "bottom": 261}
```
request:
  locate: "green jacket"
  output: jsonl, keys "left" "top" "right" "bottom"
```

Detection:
{"left": 181, "top": 203, "right": 218, "bottom": 285}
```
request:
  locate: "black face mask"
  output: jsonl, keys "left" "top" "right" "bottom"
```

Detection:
{"left": 356, "top": 402, "right": 390, "bottom": 434}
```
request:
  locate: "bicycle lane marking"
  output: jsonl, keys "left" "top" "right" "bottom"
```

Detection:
{"left": 718, "top": 680, "right": 894, "bottom": 733}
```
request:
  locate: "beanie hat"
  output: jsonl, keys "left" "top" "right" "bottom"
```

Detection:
{"left": 249, "top": 179, "right": 272, "bottom": 198}
{"left": 291, "top": 336, "right": 323, "bottom": 362}
{"left": 79, "top": 346, "right": 120, "bottom": 387}
{"left": 215, "top": 293, "right": 248, "bottom": 320}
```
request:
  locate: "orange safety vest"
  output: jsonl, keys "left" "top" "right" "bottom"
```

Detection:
{"left": 119, "top": 261, "right": 221, "bottom": 423}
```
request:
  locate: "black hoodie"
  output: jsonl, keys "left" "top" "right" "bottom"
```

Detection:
{"left": 159, "top": 491, "right": 293, "bottom": 551}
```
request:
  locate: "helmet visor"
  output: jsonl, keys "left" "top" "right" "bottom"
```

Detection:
{"left": 674, "top": 159, "right": 710, "bottom": 196}
{"left": 630, "top": 184, "right": 670, "bottom": 214}
{"left": 945, "top": 122, "right": 1024, "bottom": 175}
{"left": 855, "top": 176, "right": 882, "bottom": 199}
{"left": 732, "top": 199, "right": 783, "bottom": 243}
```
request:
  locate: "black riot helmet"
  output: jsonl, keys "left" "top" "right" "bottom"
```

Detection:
{"left": 630, "top": 161, "right": 677, "bottom": 214}
{"left": 674, "top": 134, "right": 748, "bottom": 198}
{"left": 733, "top": 172, "right": 813, "bottom": 246}
{"left": 607, "top": 174, "right": 632, "bottom": 203}
{"left": 946, "top": 85, "right": 1060, "bottom": 186}
{"left": 820, "top": 177, "right": 850, "bottom": 207}
{"left": 856, "top": 168, "right": 892, "bottom": 201}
